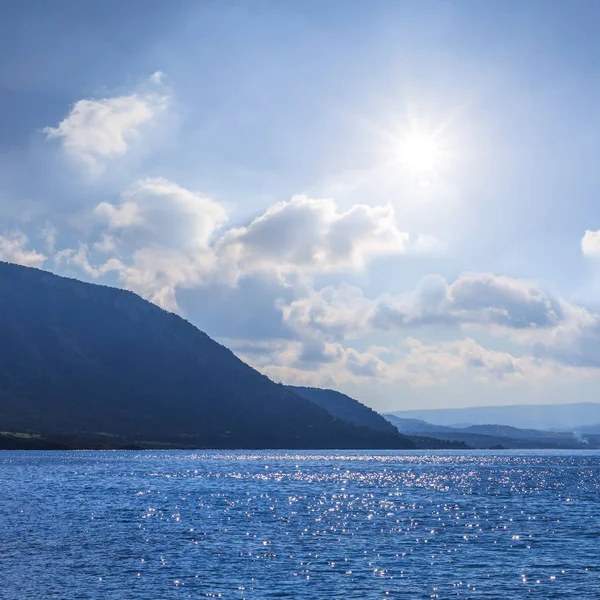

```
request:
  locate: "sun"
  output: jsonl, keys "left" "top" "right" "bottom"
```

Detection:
{"left": 373, "top": 114, "right": 456, "bottom": 185}
{"left": 397, "top": 131, "right": 444, "bottom": 178}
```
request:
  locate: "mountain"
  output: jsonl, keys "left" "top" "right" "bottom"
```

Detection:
{"left": 385, "top": 414, "right": 600, "bottom": 449}
{"left": 0, "top": 262, "right": 414, "bottom": 449}
{"left": 383, "top": 417, "right": 456, "bottom": 435}
{"left": 287, "top": 386, "right": 400, "bottom": 435}
{"left": 288, "top": 386, "right": 470, "bottom": 449}
{"left": 388, "top": 402, "right": 600, "bottom": 431}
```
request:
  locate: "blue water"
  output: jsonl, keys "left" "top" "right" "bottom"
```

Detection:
{"left": 1, "top": 451, "right": 599, "bottom": 599}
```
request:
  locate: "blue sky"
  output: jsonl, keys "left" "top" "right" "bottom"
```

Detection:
{"left": 3, "top": 0, "right": 600, "bottom": 411}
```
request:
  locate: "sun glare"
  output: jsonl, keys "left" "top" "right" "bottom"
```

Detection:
{"left": 397, "top": 131, "right": 444, "bottom": 177}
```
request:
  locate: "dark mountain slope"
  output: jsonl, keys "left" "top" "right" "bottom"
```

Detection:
{"left": 0, "top": 262, "right": 413, "bottom": 449}
{"left": 287, "top": 386, "right": 400, "bottom": 435}
{"left": 287, "top": 386, "right": 467, "bottom": 449}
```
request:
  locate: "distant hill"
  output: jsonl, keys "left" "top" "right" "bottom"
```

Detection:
{"left": 287, "top": 386, "right": 400, "bottom": 435}
{"left": 387, "top": 402, "right": 600, "bottom": 432}
{"left": 288, "top": 386, "right": 470, "bottom": 449}
{"left": 385, "top": 414, "right": 600, "bottom": 449}
{"left": 383, "top": 417, "right": 456, "bottom": 435}
{"left": 0, "top": 262, "right": 414, "bottom": 449}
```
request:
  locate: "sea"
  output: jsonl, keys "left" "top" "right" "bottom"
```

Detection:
{"left": 1, "top": 450, "right": 599, "bottom": 599}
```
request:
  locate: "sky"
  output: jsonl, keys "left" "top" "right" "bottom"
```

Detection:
{"left": 2, "top": 0, "right": 600, "bottom": 412}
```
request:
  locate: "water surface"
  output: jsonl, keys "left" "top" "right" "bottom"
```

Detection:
{"left": 1, "top": 450, "right": 599, "bottom": 599}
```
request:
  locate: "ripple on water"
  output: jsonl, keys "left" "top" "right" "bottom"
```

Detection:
{"left": 0, "top": 450, "right": 599, "bottom": 599}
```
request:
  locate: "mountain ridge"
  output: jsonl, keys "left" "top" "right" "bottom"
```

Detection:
{"left": 388, "top": 402, "right": 600, "bottom": 431}
{"left": 385, "top": 414, "right": 600, "bottom": 449}
{"left": 287, "top": 386, "right": 399, "bottom": 435}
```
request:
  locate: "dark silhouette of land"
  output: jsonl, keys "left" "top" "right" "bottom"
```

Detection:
{"left": 288, "top": 386, "right": 401, "bottom": 435}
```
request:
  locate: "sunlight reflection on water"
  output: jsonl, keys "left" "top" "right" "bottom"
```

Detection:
{"left": 1, "top": 450, "right": 599, "bottom": 599}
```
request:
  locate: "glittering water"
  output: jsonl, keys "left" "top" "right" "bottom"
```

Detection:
{"left": 1, "top": 451, "right": 599, "bottom": 599}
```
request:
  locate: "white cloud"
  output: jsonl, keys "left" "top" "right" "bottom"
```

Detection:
{"left": 285, "top": 273, "right": 565, "bottom": 336}
{"left": 0, "top": 231, "right": 46, "bottom": 268}
{"left": 55, "top": 187, "right": 412, "bottom": 311}
{"left": 90, "top": 178, "right": 228, "bottom": 311}
{"left": 216, "top": 195, "right": 409, "bottom": 283}
{"left": 278, "top": 273, "right": 569, "bottom": 343}
{"left": 396, "top": 337, "right": 524, "bottom": 386}
{"left": 235, "top": 332, "right": 574, "bottom": 389}
{"left": 239, "top": 338, "right": 388, "bottom": 388}
{"left": 54, "top": 244, "right": 196, "bottom": 314}
{"left": 95, "top": 201, "right": 141, "bottom": 228}
{"left": 372, "top": 272, "right": 566, "bottom": 331}
{"left": 93, "top": 234, "right": 118, "bottom": 254}
{"left": 388, "top": 337, "right": 577, "bottom": 387}
{"left": 44, "top": 77, "right": 167, "bottom": 172}
{"left": 54, "top": 245, "right": 123, "bottom": 279}
{"left": 44, "top": 178, "right": 228, "bottom": 312}
{"left": 412, "top": 234, "right": 447, "bottom": 255}
{"left": 581, "top": 230, "right": 600, "bottom": 257}
{"left": 279, "top": 283, "right": 373, "bottom": 339}
{"left": 117, "top": 247, "right": 203, "bottom": 313}
{"left": 95, "top": 178, "right": 228, "bottom": 250}
{"left": 274, "top": 273, "right": 600, "bottom": 381}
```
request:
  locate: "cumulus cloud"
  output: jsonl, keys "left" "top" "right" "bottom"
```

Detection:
{"left": 278, "top": 273, "right": 569, "bottom": 344}
{"left": 445, "top": 274, "right": 564, "bottom": 328}
{"left": 95, "top": 178, "right": 228, "bottom": 250}
{"left": 0, "top": 231, "right": 46, "bottom": 268}
{"left": 365, "top": 273, "right": 565, "bottom": 333}
{"left": 77, "top": 189, "right": 411, "bottom": 311}
{"left": 93, "top": 234, "right": 118, "bottom": 254}
{"left": 532, "top": 313, "right": 600, "bottom": 368}
{"left": 54, "top": 245, "right": 123, "bottom": 279}
{"left": 216, "top": 195, "right": 409, "bottom": 283}
{"left": 91, "top": 178, "right": 228, "bottom": 311}
{"left": 43, "top": 178, "right": 229, "bottom": 312}
{"left": 279, "top": 283, "right": 374, "bottom": 339}
{"left": 581, "top": 230, "right": 600, "bottom": 257}
{"left": 44, "top": 76, "right": 167, "bottom": 171}
{"left": 116, "top": 247, "right": 203, "bottom": 313}
{"left": 391, "top": 337, "right": 564, "bottom": 387}
{"left": 237, "top": 337, "right": 388, "bottom": 388}
{"left": 50, "top": 185, "right": 413, "bottom": 313}
{"left": 235, "top": 268, "right": 600, "bottom": 384}
{"left": 95, "top": 200, "right": 141, "bottom": 229}
{"left": 235, "top": 332, "right": 568, "bottom": 390}
{"left": 273, "top": 272, "right": 600, "bottom": 382}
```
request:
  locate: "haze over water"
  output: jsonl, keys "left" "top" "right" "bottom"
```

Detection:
{"left": 1, "top": 450, "right": 599, "bottom": 599}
